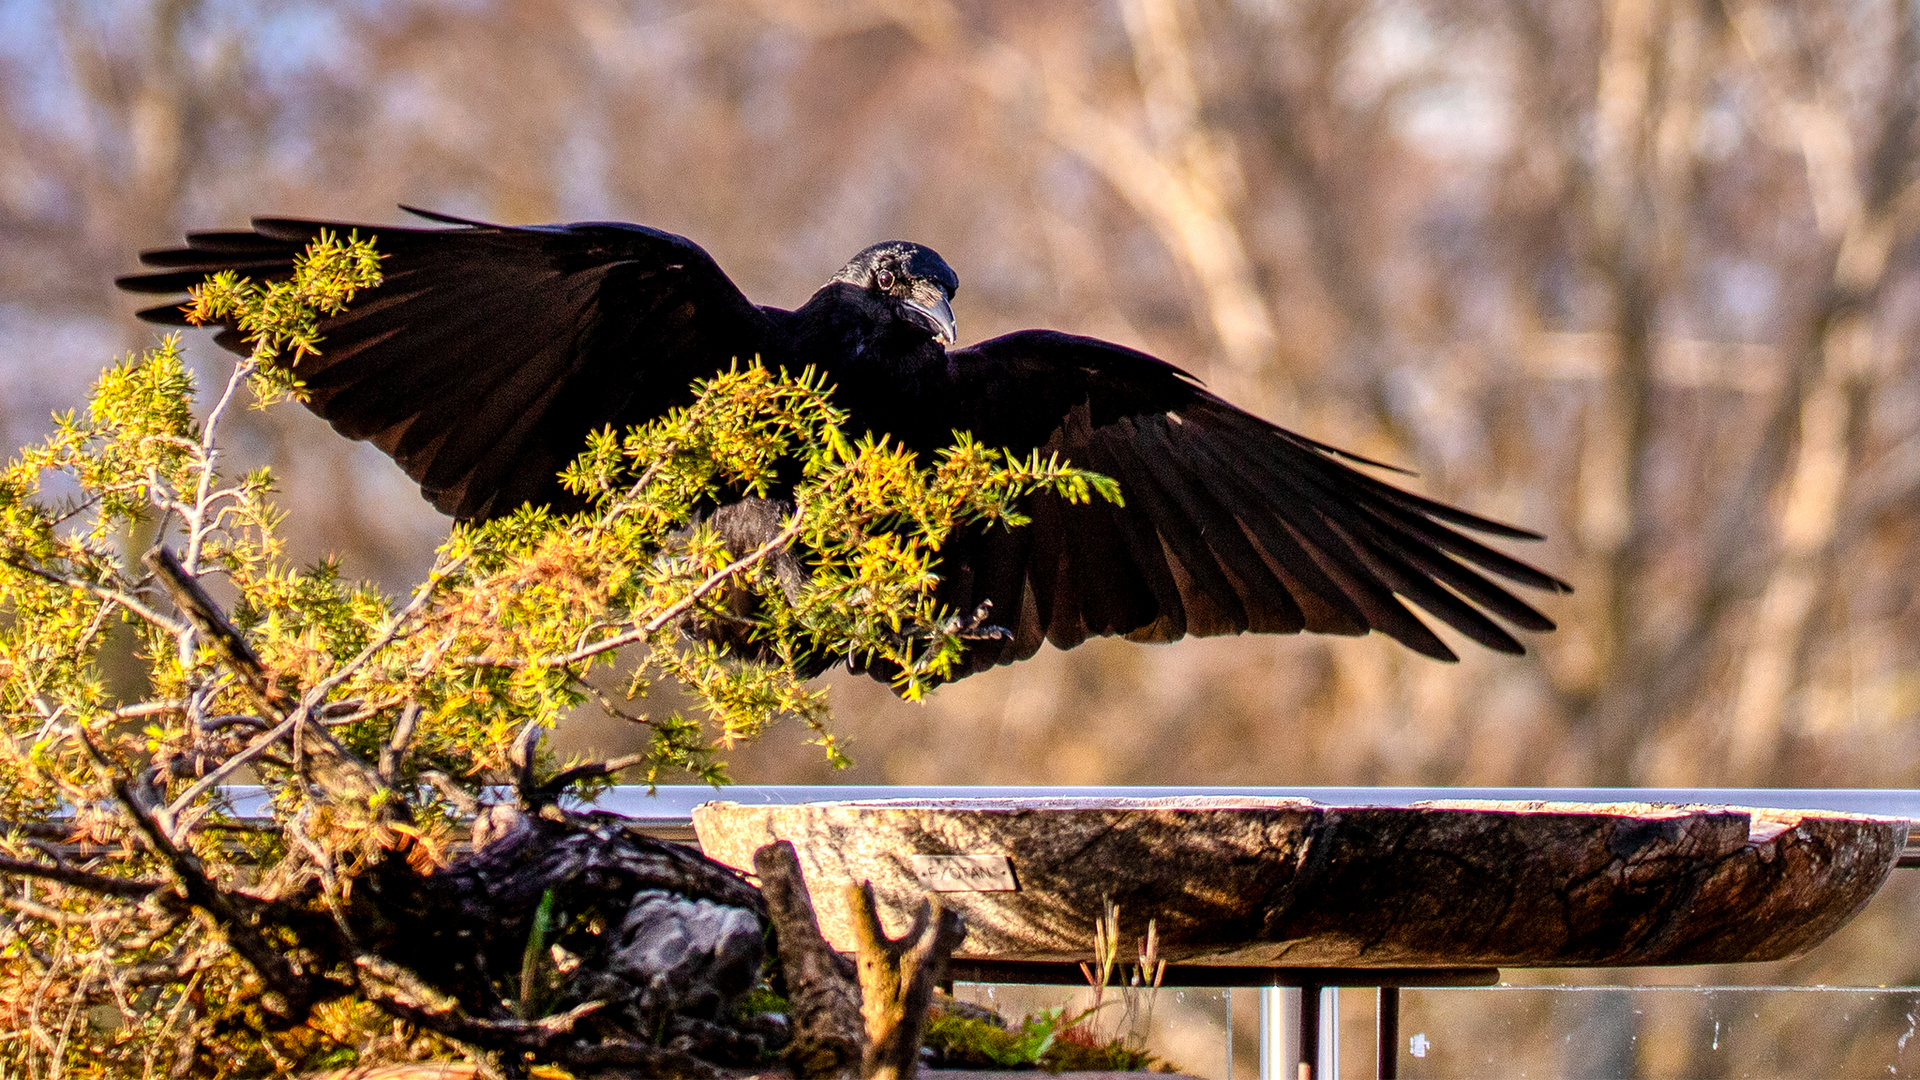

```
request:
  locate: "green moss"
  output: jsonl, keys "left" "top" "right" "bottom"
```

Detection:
{"left": 1042, "top": 1025, "right": 1163, "bottom": 1073}
{"left": 736, "top": 985, "right": 791, "bottom": 1018}
{"left": 921, "top": 1006, "right": 1173, "bottom": 1073}
{"left": 302, "top": 1046, "right": 360, "bottom": 1073}
{"left": 923, "top": 1011, "right": 1059, "bottom": 1068}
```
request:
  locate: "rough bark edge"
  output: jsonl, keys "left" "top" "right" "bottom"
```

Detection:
{"left": 754, "top": 840, "right": 865, "bottom": 1077}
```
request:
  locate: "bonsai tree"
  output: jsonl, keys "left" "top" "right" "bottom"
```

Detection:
{"left": 0, "top": 235, "right": 1114, "bottom": 1078}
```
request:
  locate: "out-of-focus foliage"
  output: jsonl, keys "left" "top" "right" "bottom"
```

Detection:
{"left": 0, "top": 234, "right": 1111, "bottom": 1077}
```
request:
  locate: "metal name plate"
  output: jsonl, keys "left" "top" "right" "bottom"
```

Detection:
{"left": 908, "top": 854, "right": 1017, "bottom": 892}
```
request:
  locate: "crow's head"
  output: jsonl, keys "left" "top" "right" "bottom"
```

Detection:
{"left": 830, "top": 242, "right": 959, "bottom": 345}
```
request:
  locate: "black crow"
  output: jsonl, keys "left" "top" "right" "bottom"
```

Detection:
{"left": 118, "top": 209, "right": 1570, "bottom": 680}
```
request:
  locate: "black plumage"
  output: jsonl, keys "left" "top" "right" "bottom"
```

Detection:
{"left": 118, "top": 208, "right": 1570, "bottom": 679}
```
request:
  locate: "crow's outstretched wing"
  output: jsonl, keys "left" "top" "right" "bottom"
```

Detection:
{"left": 118, "top": 211, "right": 777, "bottom": 521}
{"left": 924, "top": 330, "right": 1571, "bottom": 673}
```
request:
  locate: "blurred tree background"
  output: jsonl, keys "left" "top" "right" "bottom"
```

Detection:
{"left": 8, "top": 0, "right": 1920, "bottom": 1034}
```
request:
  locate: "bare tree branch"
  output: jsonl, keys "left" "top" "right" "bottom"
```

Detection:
{"left": 143, "top": 546, "right": 287, "bottom": 715}
{"left": 0, "top": 554, "right": 186, "bottom": 635}
{"left": 94, "top": 744, "right": 320, "bottom": 1024}
{"left": 0, "top": 855, "right": 167, "bottom": 899}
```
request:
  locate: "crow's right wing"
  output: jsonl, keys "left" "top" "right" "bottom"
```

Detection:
{"left": 921, "top": 330, "right": 1570, "bottom": 677}
{"left": 119, "top": 211, "right": 778, "bottom": 521}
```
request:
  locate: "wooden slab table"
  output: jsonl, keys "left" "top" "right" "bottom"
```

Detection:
{"left": 691, "top": 795, "right": 1908, "bottom": 1080}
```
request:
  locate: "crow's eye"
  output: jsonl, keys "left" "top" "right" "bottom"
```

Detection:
{"left": 875, "top": 268, "right": 895, "bottom": 291}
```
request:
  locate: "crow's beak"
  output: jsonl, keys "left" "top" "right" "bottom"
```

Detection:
{"left": 902, "top": 291, "right": 957, "bottom": 345}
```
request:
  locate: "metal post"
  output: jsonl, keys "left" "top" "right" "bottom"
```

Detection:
{"left": 1225, "top": 988, "right": 1235, "bottom": 1080}
{"left": 1256, "top": 983, "right": 1349, "bottom": 1080}
{"left": 1300, "top": 984, "right": 1321, "bottom": 1079}
{"left": 1377, "top": 987, "right": 1399, "bottom": 1080}
{"left": 1258, "top": 984, "right": 1295, "bottom": 1080}
{"left": 1321, "top": 987, "right": 1340, "bottom": 1079}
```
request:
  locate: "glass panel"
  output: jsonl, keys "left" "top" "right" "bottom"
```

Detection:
{"left": 1398, "top": 986, "right": 1920, "bottom": 1080}
{"left": 950, "top": 981, "right": 1920, "bottom": 1078}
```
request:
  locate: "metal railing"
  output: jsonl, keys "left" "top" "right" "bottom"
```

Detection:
{"left": 571, "top": 784, "right": 1920, "bottom": 863}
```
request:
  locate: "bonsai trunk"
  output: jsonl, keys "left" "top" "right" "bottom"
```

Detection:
{"left": 753, "top": 840, "right": 968, "bottom": 1080}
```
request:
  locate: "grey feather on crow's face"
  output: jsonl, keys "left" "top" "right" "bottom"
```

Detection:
{"left": 830, "top": 241, "right": 959, "bottom": 345}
